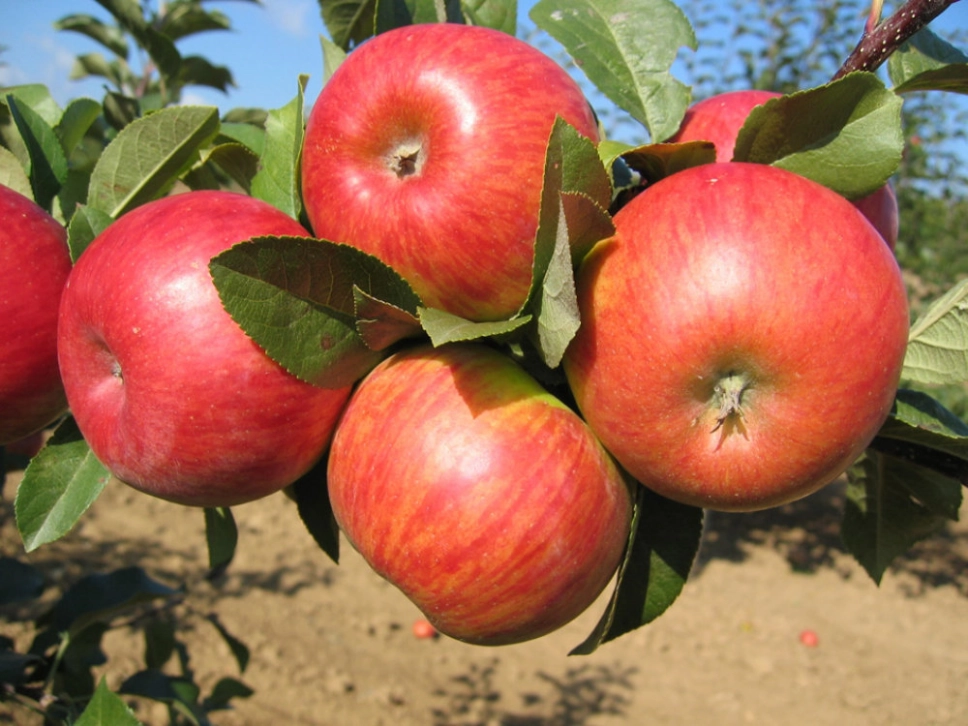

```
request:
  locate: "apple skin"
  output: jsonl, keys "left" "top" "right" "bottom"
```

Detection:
{"left": 57, "top": 191, "right": 353, "bottom": 507}
{"left": 669, "top": 89, "right": 899, "bottom": 248}
{"left": 0, "top": 184, "right": 72, "bottom": 445}
{"left": 301, "top": 23, "right": 600, "bottom": 322}
{"left": 563, "top": 163, "right": 909, "bottom": 512}
{"left": 327, "top": 343, "right": 632, "bottom": 645}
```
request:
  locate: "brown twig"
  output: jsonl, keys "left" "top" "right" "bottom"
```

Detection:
{"left": 832, "top": 0, "right": 962, "bottom": 80}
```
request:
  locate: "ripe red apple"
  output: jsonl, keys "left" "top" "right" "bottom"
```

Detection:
{"left": 57, "top": 191, "right": 352, "bottom": 507}
{"left": 0, "top": 184, "right": 72, "bottom": 445}
{"left": 563, "top": 162, "right": 909, "bottom": 512}
{"left": 327, "top": 343, "right": 632, "bottom": 645}
{"left": 301, "top": 23, "right": 600, "bottom": 322}
{"left": 669, "top": 89, "right": 899, "bottom": 248}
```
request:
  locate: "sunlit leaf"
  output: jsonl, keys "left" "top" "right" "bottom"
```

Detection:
{"left": 250, "top": 76, "right": 307, "bottom": 219}
{"left": 55, "top": 13, "right": 130, "bottom": 58}
{"left": 734, "top": 73, "right": 904, "bottom": 199}
{"left": 419, "top": 307, "right": 531, "bottom": 346}
{"left": 462, "top": 0, "right": 516, "bottom": 34}
{"left": 889, "top": 27, "right": 968, "bottom": 95}
{"left": 4, "top": 94, "right": 68, "bottom": 210}
{"left": 15, "top": 417, "right": 111, "bottom": 552}
{"left": 56, "top": 98, "right": 102, "bottom": 157}
{"left": 75, "top": 678, "right": 144, "bottom": 726}
{"left": 67, "top": 204, "right": 114, "bottom": 262}
{"left": 530, "top": 0, "right": 696, "bottom": 142}
{"left": 319, "top": 0, "right": 377, "bottom": 50}
{"left": 87, "top": 105, "right": 220, "bottom": 218}
{"left": 903, "top": 278, "right": 968, "bottom": 386}
{"left": 0, "top": 145, "right": 32, "bottom": 199}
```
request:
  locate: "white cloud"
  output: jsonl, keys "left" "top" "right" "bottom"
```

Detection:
{"left": 264, "top": 0, "right": 314, "bottom": 37}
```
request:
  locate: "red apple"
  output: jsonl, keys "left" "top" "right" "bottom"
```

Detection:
{"left": 0, "top": 184, "right": 72, "bottom": 445}
{"left": 300, "top": 23, "right": 600, "bottom": 322}
{"left": 57, "top": 191, "right": 352, "bottom": 507}
{"left": 669, "top": 89, "right": 899, "bottom": 248}
{"left": 327, "top": 343, "right": 632, "bottom": 645}
{"left": 563, "top": 163, "right": 909, "bottom": 512}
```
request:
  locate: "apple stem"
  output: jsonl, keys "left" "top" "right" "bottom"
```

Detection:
{"left": 711, "top": 373, "right": 751, "bottom": 434}
{"left": 832, "top": 0, "right": 960, "bottom": 80}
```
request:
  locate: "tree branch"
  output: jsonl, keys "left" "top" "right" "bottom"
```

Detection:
{"left": 832, "top": 0, "right": 962, "bottom": 80}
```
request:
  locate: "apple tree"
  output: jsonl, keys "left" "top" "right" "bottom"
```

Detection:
{"left": 2, "top": 0, "right": 968, "bottom": 722}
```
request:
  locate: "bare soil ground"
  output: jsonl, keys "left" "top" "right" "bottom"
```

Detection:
{"left": 2, "top": 465, "right": 967, "bottom": 726}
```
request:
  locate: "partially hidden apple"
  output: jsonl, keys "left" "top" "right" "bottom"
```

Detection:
{"left": 300, "top": 23, "right": 600, "bottom": 322}
{"left": 327, "top": 343, "right": 632, "bottom": 645}
{"left": 0, "top": 184, "right": 72, "bottom": 445}
{"left": 57, "top": 191, "right": 352, "bottom": 507}
{"left": 669, "top": 89, "right": 899, "bottom": 248}
{"left": 563, "top": 162, "right": 909, "bottom": 512}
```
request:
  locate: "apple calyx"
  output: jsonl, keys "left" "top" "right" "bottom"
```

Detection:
{"left": 710, "top": 372, "right": 752, "bottom": 437}
{"left": 386, "top": 139, "right": 426, "bottom": 179}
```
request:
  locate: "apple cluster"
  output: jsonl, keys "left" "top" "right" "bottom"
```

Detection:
{"left": 0, "top": 23, "right": 911, "bottom": 647}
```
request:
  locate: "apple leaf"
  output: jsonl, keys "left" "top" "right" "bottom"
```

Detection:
{"left": 903, "top": 278, "right": 968, "bottom": 386}
{"left": 418, "top": 307, "right": 531, "bottom": 346}
{"left": 210, "top": 235, "right": 418, "bottom": 388}
{"left": 55, "top": 97, "right": 102, "bottom": 158}
{"left": 375, "top": 0, "right": 463, "bottom": 34}
{"left": 889, "top": 27, "right": 968, "bottom": 95}
{"left": 75, "top": 678, "right": 144, "bottom": 726}
{"left": 520, "top": 118, "right": 613, "bottom": 368}
{"left": 55, "top": 13, "right": 131, "bottom": 58}
{"left": 250, "top": 76, "right": 307, "bottom": 220}
{"left": 15, "top": 417, "right": 111, "bottom": 553}
{"left": 199, "top": 142, "right": 260, "bottom": 194}
{"left": 204, "top": 507, "right": 238, "bottom": 576}
{"left": 94, "top": 0, "right": 182, "bottom": 82}
{"left": 353, "top": 287, "right": 422, "bottom": 351}
{"left": 843, "top": 449, "right": 961, "bottom": 585}
{"left": 87, "top": 105, "right": 220, "bottom": 218}
{"left": 0, "top": 145, "right": 33, "bottom": 199}
{"left": 530, "top": 0, "right": 695, "bottom": 143}
{"left": 462, "top": 0, "right": 517, "bottom": 34}
{"left": 2, "top": 84, "right": 63, "bottom": 127}
{"left": 733, "top": 73, "right": 904, "bottom": 199}
{"left": 318, "top": 0, "right": 377, "bottom": 50}
{"left": 571, "top": 484, "right": 703, "bottom": 655}
{"left": 4, "top": 94, "right": 68, "bottom": 211}
{"left": 290, "top": 455, "right": 340, "bottom": 565}
{"left": 217, "top": 121, "right": 265, "bottom": 157}
{"left": 205, "top": 615, "right": 251, "bottom": 675}
{"left": 67, "top": 204, "right": 114, "bottom": 262}
{"left": 320, "top": 36, "right": 347, "bottom": 85}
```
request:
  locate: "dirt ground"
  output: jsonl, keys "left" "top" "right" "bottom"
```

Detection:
{"left": 2, "top": 463, "right": 967, "bottom": 726}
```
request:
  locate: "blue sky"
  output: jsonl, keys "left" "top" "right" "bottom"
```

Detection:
{"left": 1, "top": 0, "right": 967, "bottom": 119}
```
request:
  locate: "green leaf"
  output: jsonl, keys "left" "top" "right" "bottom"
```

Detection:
{"left": 217, "top": 122, "right": 265, "bottom": 157}
{"left": 320, "top": 36, "right": 347, "bottom": 85}
{"left": 87, "top": 105, "right": 220, "bottom": 218}
{"left": 843, "top": 451, "right": 960, "bottom": 585}
{"left": 206, "top": 614, "right": 251, "bottom": 674}
{"left": 119, "top": 670, "right": 203, "bottom": 723}
{"left": 75, "top": 678, "right": 144, "bottom": 726}
{"left": 38, "top": 566, "right": 178, "bottom": 636}
{"left": 159, "top": 4, "right": 232, "bottom": 41}
{"left": 318, "top": 0, "right": 377, "bottom": 50}
{"left": 210, "top": 235, "right": 414, "bottom": 387}
{"left": 200, "top": 142, "right": 260, "bottom": 193}
{"left": 1, "top": 84, "right": 63, "bottom": 127}
{"left": 0, "top": 145, "right": 33, "bottom": 199}
{"left": 418, "top": 307, "right": 531, "bottom": 346}
{"left": 602, "top": 139, "right": 716, "bottom": 188}
{"left": 733, "top": 73, "right": 904, "bottom": 199}
{"left": 571, "top": 484, "right": 703, "bottom": 655}
{"left": 15, "top": 417, "right": 111, "bottom": 553}
{"left": 69, "top": 53, "right": 128, "bottom": 87}
{"left": 375, "top": 0, "right": 463, "bottom": 33}
{"left": 55, "top": 14, "right": 131, "bottom": 58}
{"left": 95, "top": 0, "right": 182, "bottom": 82}
{"left": 4, "top": 94, "right": 68, "bottom": 210}
{"left": 354, "top": 287, "right": 423, "bottom": 350}
{"left": 250, "top": 76, "right": 307, "bottom": 219}
{"left": 56, "top": 98, "right": 102, "bottom": 158}
{"left": 530, "top": 0, "right": 695, "bottom": 142}
{"left": 204, "top": 507, "right": 238, "bottom": 575}
{"left": 462, "top": 0, "right": 516, "bottom": 34}
{"left": 290, "top": 455, "right": 340, "bottom": 564}
{"left": 178, "top": 56, "right": 235, "bottom": 93}
{"left": 102, "top": 91, "right": 141, "bottom": 131}
{"left": 889, "top": 27, "right": 968, "bottom": 95}
{"left": 520, "top": 118, "right": 613, "bottom": 368}
{"left": 0, "top": 557, "right": 45, "bottom": 605}
{"left": 903, "top": 278, "right": 968, "bottom": 386}
{"left": 67, "top": 204, "right": 114, "bottom": 262}
{"left": 143, "top": 617, "right": 176, "bottom": 670}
